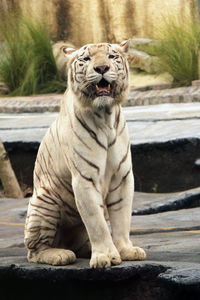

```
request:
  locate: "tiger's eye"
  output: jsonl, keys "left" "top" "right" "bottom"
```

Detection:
{"left": 108, "top": 54, "right": 115, "bottom": 59}
{"left": 84, "top": 56, "right": 90, "bottom": 61}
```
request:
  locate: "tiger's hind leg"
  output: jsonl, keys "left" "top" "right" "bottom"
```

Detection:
{"left": 29, "top": 248, "right": 76, "bottom": 266}
{"left": 71, "top": 223, "right": 91, "bottom": 258}
{"left": 52, "top": 221, "right": 91, "bottom": 259}
{"left": 24, "top": 192, "right": 76, "bottom": 266}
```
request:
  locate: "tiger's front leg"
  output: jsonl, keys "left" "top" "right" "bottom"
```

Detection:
{"left": 72, "top": 177, "right": 121, "bottom": 268}
{"left": 107, "top": 169, "right": 146, "bottom": 261}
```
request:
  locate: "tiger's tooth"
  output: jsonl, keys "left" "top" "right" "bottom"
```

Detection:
{"left": 108, "top": 84, "right": 111, "bottom": 91}
{"left": 96, "top": 85, "right": 100, "bottom": 91}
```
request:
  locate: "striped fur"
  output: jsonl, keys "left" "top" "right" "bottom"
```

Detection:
{"left": 24, "top": 41, "right": 146, "bottom": 268}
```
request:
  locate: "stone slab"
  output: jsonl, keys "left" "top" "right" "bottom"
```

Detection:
{"left": 131, "top": 208, "right": 200, "bottom": 234}
{"left": 0, "top": 258, "right": 168, "bottom": 300}
{"left": 123, "top": 102, "right": 200, "bottom": 120}
{"left": 132, "top": 231, "right": 200, "bottom": 263}
{"left": 0, "top": 196, "right": 200, "bottom": 260}
{"left": 0, "top": 198, "right": 27, "bottom": 248}
{"left": 0, "top": 94, "right": 61, "bottom": 113}
{"left": 159, "top": 264, "right": 200, "bottom": 289}
{"left": 0, "top": 196, "right": 200, "bottom": 299}
{"left": 1, "top": 103, "right": 200, "bottom": 145}
{"left": 1, "top": 86, "right": 200, "bottom": 113}
{"left": 133, "top": 187, "right": 200, "bottom": 215}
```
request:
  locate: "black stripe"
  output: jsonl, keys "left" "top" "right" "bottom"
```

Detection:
{"left": 108, "top": 136, "right": 117, "bottom": 147}
{"left": 74, "top": 148, "right": 100, "bottom": 174}
{"left": 109, "top": 206, "right": 123, "bottom": 212}
{"left": 40, "top": 152, "right": 61, "bottom": 193}
{"left": 47, "top": 160, "right": 74, "bottom": 196}
{"left": 114, "top": 108, "right": 121, "bottom": 130}
{"left": 94, "top": 112, "right": 102, "bottom": 118}
{"left": 75, "top": 71, "right": 84, "bottom": 75}
{"left": 30, "top": 235, "right": 54, "bottom": 250}
{"left": 44, "top": 141, "right": 53, "bottom": 161}
{"left": 59, "top": 178, "right": 74, "bottom": 196}
{"left": 50, "top": 127, "right": 56, "bottom": 146}
{"left": 125, "top": 62, "right": 128, "bottom": 75}
{"left": 68, "top": 109, "right": 91, "bottom": 150}
{"left": 41, "top": 187, "right": 59, "bottom": 206}
{"left": 64, "top": 208, "right": 80, "bottom": 219}
{"left": 117, "top": 143, "right": 129, "bottom": 172}
{"left": 30, "top": 207, "right": 60, "bottom": 220}
{"left": 56, "top": 120, "right": 62, "bottom": 148}
{"left": 36, "top": 156, "right": 46, "bottom": 176}
{"left": 37, "top": 195, "right": 55, "bottom": 206}
{"left": 50, "top": 184, "right": 78, "bottom": 215}
{"left": 37, "top": 154, "right": 55, "bottom": 193}
{"left": 42, "top": 143, "right": 73, "bottom": 195}
{"left": 118, "top": 121, "right": 126, "bottom": 136}
{"left": 109, "top": 168, "right": 131, "bottom": 193}
{"left": 34, "top": 171, "right": 40, "bottom": 182}
{"left": 107, "top": 198, "right": 123, "bottom": 207}
{"left": 30, "top": 202, "right": 59, "bottom": 215}
{"left": 27, "top": 226, "right": 55, "bottom": 232}
{"left": 27, "top": 235, "right": 54, "bottom": 243}
{"left": 72, "top": 160, "right": 100, "bottom": 194}
{"left": 75, "top": 111, "right": 107, "bottom": 150}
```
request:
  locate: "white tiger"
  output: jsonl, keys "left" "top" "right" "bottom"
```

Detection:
{"left": 24, "top": 40, "right": 146, "bottom": 268}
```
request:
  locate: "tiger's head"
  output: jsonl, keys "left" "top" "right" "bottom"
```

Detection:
{"left": 62, "top": 41, "right": 130, "bottom": 109}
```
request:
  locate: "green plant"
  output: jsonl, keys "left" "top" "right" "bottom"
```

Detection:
{"left": 0, "top": 12, "right": 66, "bottom": 96}
{"left": 141, "top": 15, "right": 200, "bottom": 87}
{"left": 152, "top": 183, "right": 158, "bottom": 193}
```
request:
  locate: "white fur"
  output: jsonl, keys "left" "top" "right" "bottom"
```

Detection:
{"left": 24, "top": 42, "right": 146, "bottom": 268}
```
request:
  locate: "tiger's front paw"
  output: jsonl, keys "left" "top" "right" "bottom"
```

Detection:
{"left": 90, "top": 251, "right": 121, "bottom": 268}
{"left": 120, "top": 246, "right": 146, "bottom": 261}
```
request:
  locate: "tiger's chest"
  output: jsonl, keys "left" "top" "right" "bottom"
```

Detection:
{"left": 61, "top": 104, "right": 131, "bottom": 198}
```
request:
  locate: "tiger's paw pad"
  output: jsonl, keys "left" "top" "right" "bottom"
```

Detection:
{"left": 36, "top": 249, "right": 76, "bottom": 266}
{"left": 90, "top": 252, "right": 121, "bottom": 268}
{"left": 120, "top": 246, "right": 146, "bottom": 261}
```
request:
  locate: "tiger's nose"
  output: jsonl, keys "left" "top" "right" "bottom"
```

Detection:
{"left": 94, "top": 65, "right": 110, "bottom": 74}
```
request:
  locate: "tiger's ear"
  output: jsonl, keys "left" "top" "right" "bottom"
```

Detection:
{"left": 120, "top": 40, "right": 130, "bottom": 53}
{"left": 61, "top": 46, "right": 77, "bottom": 59}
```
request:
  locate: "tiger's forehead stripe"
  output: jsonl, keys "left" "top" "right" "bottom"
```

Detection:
{"left": 78, "top": 43, "right": 113, "bottom": 57}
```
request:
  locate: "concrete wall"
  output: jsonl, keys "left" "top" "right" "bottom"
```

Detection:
{"left": 1, "top": 0, "right": 199, "bottom": 46}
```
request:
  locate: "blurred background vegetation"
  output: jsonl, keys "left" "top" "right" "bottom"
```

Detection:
{"left": 0, "top": 0, "right": 199, "bottom": 95}
{"left": 0, "top": 11, "right": 66, "bottom": 96}
{"left": 137, "top": 15, "right": 200, "bottom": 87}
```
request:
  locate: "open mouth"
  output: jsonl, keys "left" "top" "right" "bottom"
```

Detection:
{"left": 95, "top": 78, "right": 113, "bottom": 97}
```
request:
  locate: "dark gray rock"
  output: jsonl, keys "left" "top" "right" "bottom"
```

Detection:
{"left": 132, "top": 188, "right": 200, "bottom": 215}
{"left": 0, "top": 196, "right": 200, "bottom": 299}
{"left": 0, "top": 258, "right": 165, "bottom": 281}
{"left": 0, "top": 255, "right": 199, "bottom": 300}
{"left": 0, "top": 257, "right": 168, "bottom": 300}
{"left": 132, "top": 138, "right": 200, "bottom": 193}
{"left": 159, "top": 264, "right": 200, "bottom": 288}
{"left": 158, "top": 264, "right": 200, "bottom": 299}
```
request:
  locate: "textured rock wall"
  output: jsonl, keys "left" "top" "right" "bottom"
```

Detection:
{"left": 1, "top": 0, "right": 198, "bottom": 46}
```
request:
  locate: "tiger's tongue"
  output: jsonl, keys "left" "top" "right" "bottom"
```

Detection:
{"left": 96, "top": 86, "right": 110, "bottom": 95}
{"left": 96, "top": 84, "right": 111, "bottom": 95}
{"left": 98, "top": 87, "right": 109, "bottom": 92}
